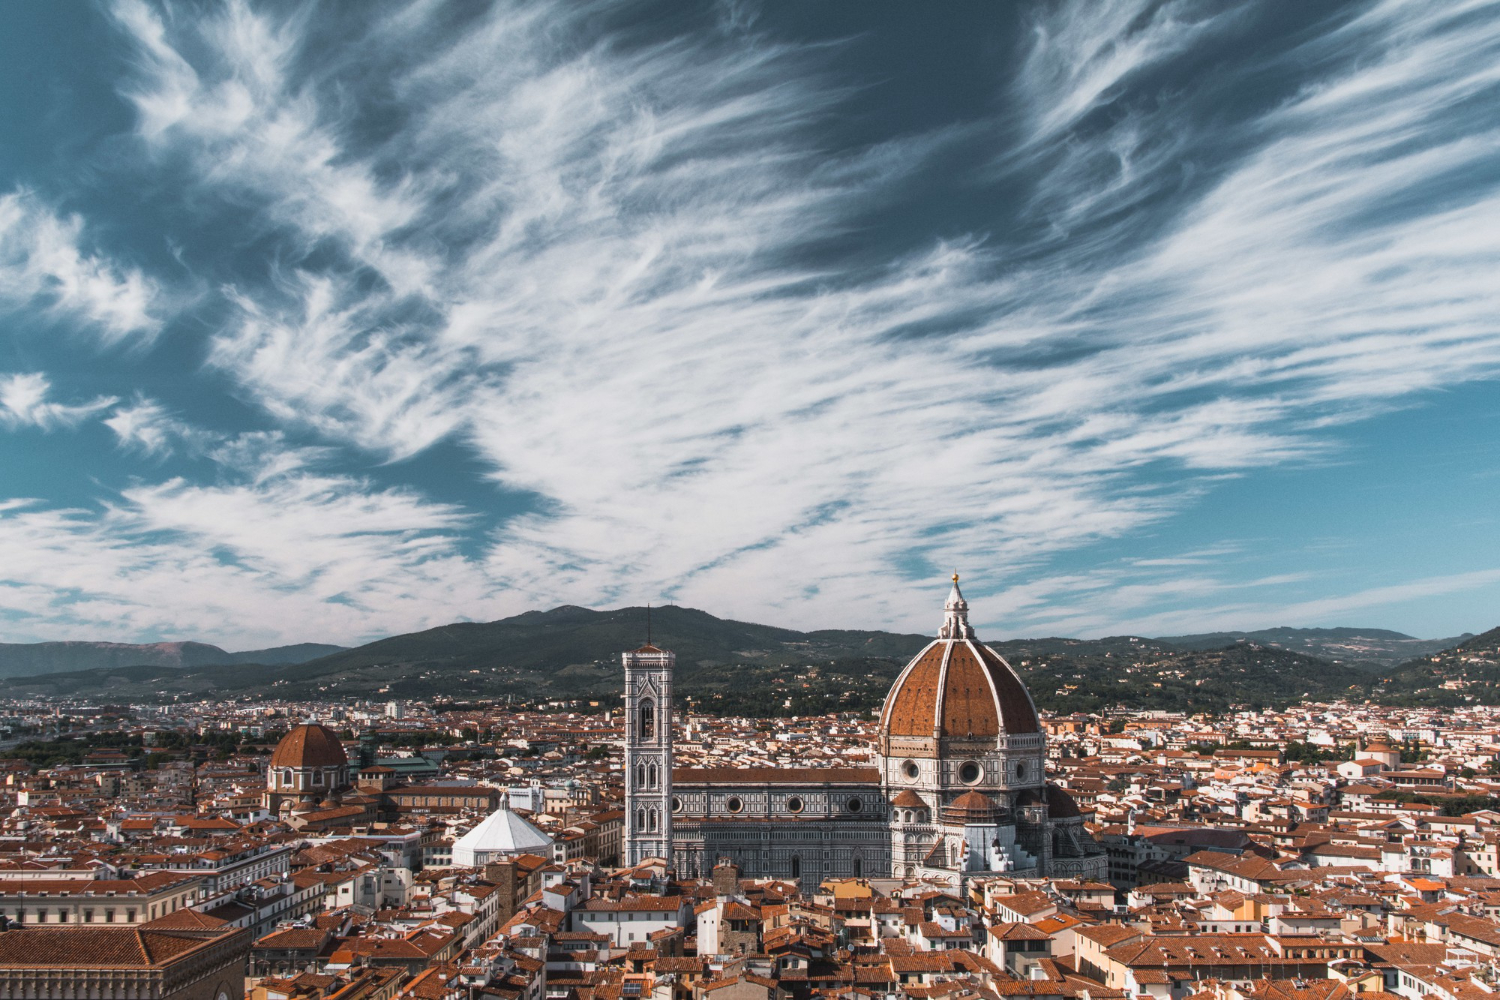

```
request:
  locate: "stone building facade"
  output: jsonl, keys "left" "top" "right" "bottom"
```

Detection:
{"left": 624, "top": 577, "right": 1109, "bottom": 886}
{"left": 623, "top": 644, "right": 674, "bottom": 866}
{"left": 0, "top": 918, "right": 249, "bottom": 1000}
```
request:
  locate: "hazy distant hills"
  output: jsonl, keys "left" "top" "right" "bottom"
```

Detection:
{"left": 0, "top": 605, "right": 934, "bottom": 704}
{"left": 2, "top": 607, "right": 1493, "bottom": 714}
{"left": 1367, "top": 626, "right": 1500, "bottom": 705}
{"left": 296, "top": 604, "right": 932, "bottom": 676}
{"left": 0, "top": 640, "right": 347, "bottom": 679}
{"left": 1156, "top": 626, "right": 1473, "bottom": 667}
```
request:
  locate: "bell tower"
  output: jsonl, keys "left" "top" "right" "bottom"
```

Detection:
{"left": 623, "top": 639, "right": 674, "bottom": 867}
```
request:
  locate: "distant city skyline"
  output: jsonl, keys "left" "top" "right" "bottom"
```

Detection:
{"left": 2, "top": 1, "right": 1499, "bottom": 648}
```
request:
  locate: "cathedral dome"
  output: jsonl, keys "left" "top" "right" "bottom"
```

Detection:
{"left": 270, "top": 723, "right": 348, "bottom": 770}
{"left": 879, "top": 577, "right": 1039, "bottom": 739}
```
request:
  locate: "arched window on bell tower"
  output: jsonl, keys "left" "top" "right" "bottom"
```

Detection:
{"left": 640, "top": 698, "right": 656, "bottom": 740}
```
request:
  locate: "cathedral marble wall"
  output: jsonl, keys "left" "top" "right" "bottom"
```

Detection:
{"left": 670, "top": 774, "right": 892, "bottom": 888}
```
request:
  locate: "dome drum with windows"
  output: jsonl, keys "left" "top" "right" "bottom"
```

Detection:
{"left": 264, "top": 723, "right": 351, "bottom": 816}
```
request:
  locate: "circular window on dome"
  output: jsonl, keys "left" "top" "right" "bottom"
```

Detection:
{"left": 786, "top": 796, "right": 803, "bottom": 813}
{"left": 959, "top": 761, "right": 982, "bottom": 784}
{"left": 847, "top": 797, "right": 862, "bottom": 813}
{"left": 1015, "top": 761, "right": 1027, "bottom": 781}
{"left": 726, "top": 796, "right": 743, "bottom": 813}
{"left": 672, "top": 796, "right": 683, "bottom": 813}
{"left": 902, "top": 760, "right": 920, "bottom": 780}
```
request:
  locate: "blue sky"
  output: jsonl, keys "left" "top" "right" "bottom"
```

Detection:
{"left": 2, "top": 0, "right": 1499, "bottom": 648}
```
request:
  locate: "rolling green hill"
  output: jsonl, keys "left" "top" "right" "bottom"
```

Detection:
{"left": 1157, "top": 626, "right": 1472, "bottom": 668}
{"left": 1371, "top": 626, "right": 1500, "bottom": 706}
{"left": 0, "top": 639, "right": 346, "bottom": 679}
{"left": 4, "top": 604, "right": 1461, "bottom": 715}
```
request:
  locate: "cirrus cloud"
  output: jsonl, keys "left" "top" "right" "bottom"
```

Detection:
{"left": 1, "top": 0, "right": 1498, "bottom": 645}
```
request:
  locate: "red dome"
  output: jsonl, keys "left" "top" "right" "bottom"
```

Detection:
{"left": 880, "top": 578, "right": 1039, "bottom": 739}
{"left": 943, "top": 790, "right": 1002, "bottom": 824}
{"left": 1045, "top": 783, "right": 1083, "bottom": 819}
{"left": 881, "top": 639, "right": 1039, "bottom": 738}
{"left": 270, "top": 724, "right": 348, "bottom": 770}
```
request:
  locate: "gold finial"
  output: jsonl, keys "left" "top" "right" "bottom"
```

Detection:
{"left": 952, "top": 572, "right": 959, "bottom": 584}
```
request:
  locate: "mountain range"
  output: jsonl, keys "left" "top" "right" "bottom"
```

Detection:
{"left": 0, "top": 640, "right": 346, "bottom": 679}
{"left": 1155, "top": 626, "right": 1471, "bottom": 667}
{"left": 1, "top": 606, "right": 1493, "bottom": 714}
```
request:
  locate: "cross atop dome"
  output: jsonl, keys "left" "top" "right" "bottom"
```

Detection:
{"left": 938, "top": 572, "right": 975, "bottom": 640}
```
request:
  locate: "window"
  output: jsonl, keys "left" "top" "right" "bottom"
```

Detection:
{"left": 106, "top": 909, "right": 115, "bottom": 923}
{"left": 847, "top": 797, "right": 862, "bottom": 813}
{"left": 1016, "top": 761, "right": 1027, "bottom": 781}
{"left": 648, "top": 762, "right": 658, "bottom": 788}
{"left": 786, "top": 796, "right": 803, "bottom": 814}
{"left": 639, "top": 699, "right": 656, "bottom": 740}
{"left": 649, "top": 808, "right": 659, "bottom": 832}
{"left": 790, "top": 856, "right": 801, "bottom": 879}
{"left": 672, "top": 796, "right": 683, "bottom": 813}
{"left": 853, "top": 858, "right": 863, "bottom": 877}
{"left": 959, "top": 761, "right": 981, "bottom": 784}
{"left": 637, "top": 808, "right": 646, "bottom": 830}
{"left": 903, "top": 760, "right": 919, "bottom": 780}
{"left": 127, "top": 910, "right": 136, "bottom": 923}
{"left": 726, "top": 796, "right": 743, "bottom": 813}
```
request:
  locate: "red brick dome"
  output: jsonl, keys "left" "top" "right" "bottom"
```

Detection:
{"left": 880, "top": 578, "right": 1039, "bottom": 739}
{"left": 270, "top": 723, "right": 348, "bottom": 770}
{"left": 1045, "top": 783, "right": 1082, "bottom": 819}
{"left": 943, "top": 790, "right": 1002, "bottom": 824}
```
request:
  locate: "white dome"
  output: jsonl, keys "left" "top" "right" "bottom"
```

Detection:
{"left": 451, "top": 795, "right": 554, "bottom": 867}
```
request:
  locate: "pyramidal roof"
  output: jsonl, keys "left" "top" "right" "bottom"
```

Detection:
{"left": 452, "top": 795, "right": 553, "bottom": 861}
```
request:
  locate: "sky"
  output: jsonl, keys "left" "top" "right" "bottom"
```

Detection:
{"left": 2, "top": 0, "right": 1499, "bottom": 649}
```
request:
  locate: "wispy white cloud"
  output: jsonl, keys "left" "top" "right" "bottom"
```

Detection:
{"left": 0, "top": 190, "right": 161, "bottom": 340}
{"left": 104, "top": 398, "right": 208, "bottom": 456}
{"left": 1001, "top": 561, "right": 1500, "bottom": 643}
{"left": 0, "top": 469, "right": 489, "bottom": 647}
{"left": 5, "top": 0, "right": 1491, "bottom": 642}
{"left": 0, "top": 373, "right": 117, "bottom": 431}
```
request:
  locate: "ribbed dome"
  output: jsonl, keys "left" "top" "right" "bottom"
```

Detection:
{"left": 880, "top": 578, "right": 1039, "bottom": 739}
{"left": 270, "top": 723, "right": 348, "bottom": 770}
